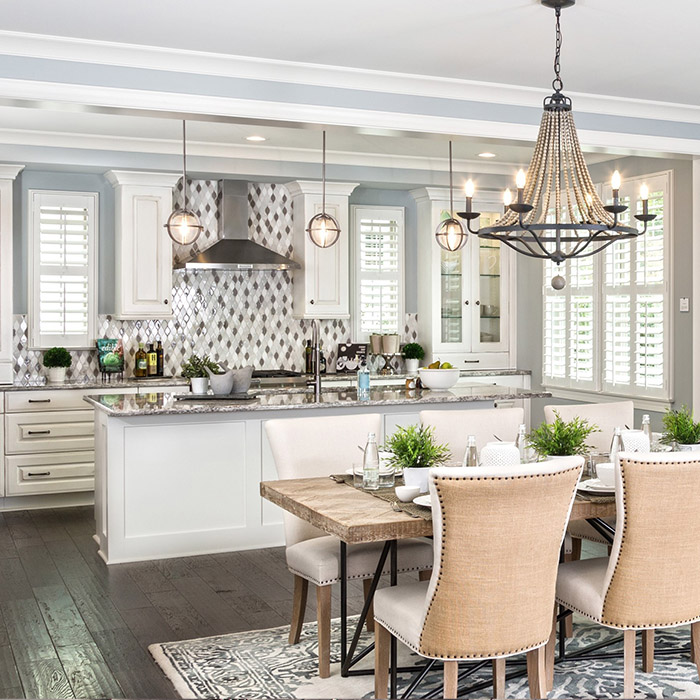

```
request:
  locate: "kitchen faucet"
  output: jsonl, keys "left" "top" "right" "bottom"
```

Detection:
{"left": 307, "top": 319, "right": 321, "bottom": 401}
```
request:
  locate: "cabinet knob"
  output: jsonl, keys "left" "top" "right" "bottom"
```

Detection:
{"left": 475, "top": 300, "right": 480, "bottom": 306}
{"left": 310, "top": 299, "right": 315, "bottom": 305}
{"left": 464, "top": 300, "right": 469, "bottom": 305}
{"left": 164, "top": 299, "right": 169, "bottom": 305}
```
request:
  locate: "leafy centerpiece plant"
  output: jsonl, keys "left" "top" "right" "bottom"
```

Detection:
{"left": 527, "top": 411, "right": 598, "bottom": 458}
{"left": 43, "top": 346, "right": 72, "bottom": 383}
{"left": 385, "top": 425, "right": 450, "bottom": 492}
{"left": 661, "top": 405, "right": 700, "bottom": 449}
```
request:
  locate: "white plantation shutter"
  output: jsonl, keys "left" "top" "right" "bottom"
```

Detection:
{"left": 352, "top": 206, "right": 404, "bottom": 340}
{"left": 29, "top": 191, "right": 98, "bottom": 348}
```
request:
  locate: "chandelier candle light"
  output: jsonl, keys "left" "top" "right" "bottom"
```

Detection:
{"left": 165, "top": 120, "right": 204, "bottom": 246}
{"left": 306, "top": 130, "right": 341, "bottom": 248}
{"left": 435, "top": 141, "right": 467, "bottom": 252}
{"left": 457, "top": 0, "right": 656, "bottom": 288}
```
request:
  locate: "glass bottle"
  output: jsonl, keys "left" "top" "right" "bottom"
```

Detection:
{"left": 147, "top": 343, "right": 158, "bottom": 376}
{"left": 462, "top": 435, "right": 478, "bottom": 467}
{"left": 156, "top": 341, "right": 164, "bottom": 376}
{"left": 641, "top": 414, "right": 652, "bottom": 447}
{"left": 134, "top": 343, "right": 147, "bottom": 378}
{"left": 304, "top": 340, "right": 312, "bottom": 374}
{"left": 609, "top": 426, "right": 623, "bottom": 468}
{"left": 515, "top": 423, "right": 527, "bottom": 463}
{"left": 357, "top": 358, "right": 370, "bottom": 399}
{"left": 362, "top": 432, "right": 380, "bottom": 490}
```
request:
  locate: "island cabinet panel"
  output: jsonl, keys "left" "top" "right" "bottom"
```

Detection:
{"left": 260, "top": 424, "right": 284, "bottom": 528}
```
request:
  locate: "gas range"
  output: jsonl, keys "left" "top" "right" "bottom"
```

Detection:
{"left": 251, "top": 369, "right": 307, "bottom": 387}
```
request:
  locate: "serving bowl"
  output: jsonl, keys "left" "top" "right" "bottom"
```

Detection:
{"left": 418, "top": 368, "right": 460, "bottom": 390}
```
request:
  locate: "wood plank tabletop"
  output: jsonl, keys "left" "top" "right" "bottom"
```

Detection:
{"left": 260, "top": 477, "right": 616, "bottom": 544}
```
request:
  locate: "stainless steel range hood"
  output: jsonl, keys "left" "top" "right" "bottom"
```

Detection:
{"left": 174, "top": 180, "right": 300, "bottom": 271}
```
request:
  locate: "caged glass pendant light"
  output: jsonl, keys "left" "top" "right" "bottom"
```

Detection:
{"left": 166, "top": 120, "right": 203, "bottom": 246}
{"left": 435, "top": 141, "right": 467, "bottom": 252}
{"left": 306, "top": 130, "right": 341, "bottom": 248}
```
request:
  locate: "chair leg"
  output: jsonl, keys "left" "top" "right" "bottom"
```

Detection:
{"left": 362, "top": 578, "right": 375, "bottom": 633}
{"left": 623, "top": 629, "right": 635, "bottom": 698}
{"left": 564, "top": 541, "right": 580, "bottom": 639}
{"left": 444, "top": 660, "right": 459, "bottom": 699}
{"left": 527, "top": 646, "right": 547, "bottom": 699}
{"left": 544, "top": 606, "right": 556, "bottom": 692}
{"left": 288, "top": 575, "right": 308, "bottom": 645}
{"left": 691, "top": 621, "right": 700, "bottom": 674}
{"left": 374, "top": 623, "right": 391, "bottom": 699}
{"left": 493, "top": 658, "right": 506, "bottom": 699}
{"left": 419, "top": 569, "right": 432, "bottom": 581}
{"left": 571, "top": 537, "right": 582, "bottom": 561}
{"left": 642, "top": 629, "right": 654, "bottom": 673}
{"left": 316, "top": 584, "right": 331, "bottom": 678}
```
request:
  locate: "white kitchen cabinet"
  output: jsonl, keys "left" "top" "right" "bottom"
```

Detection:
{"left": 5, "top": 410, "right": 95, "bottom": 454}
{"left": 286, "top": 181, "right": 359, "bottom": 319}
{"left": 106, "top": 170, "right": 180, "bottom": 319}
{"left": 0, "top": 166, "right": 24, "bottom": 385}
{"left": 6, "top": 451, "right": 95, "bottom": 496}
{"left": 413, "top": 188, "right": 516, "bottom": 369}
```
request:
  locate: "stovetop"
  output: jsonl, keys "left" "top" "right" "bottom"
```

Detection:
{"left": 252, "top": 369, "right": 302, "bottom": 378}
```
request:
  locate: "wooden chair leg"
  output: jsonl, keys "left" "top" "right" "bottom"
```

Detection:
{"left": 527, "top": 646, "right": 547, "bottom": 699}
{"left": 623, "top": 629, "right": 635, "bottom": 698}
{"left": 288, "top": 575, "right": 308, "bottom": 645}
{"left": 544, "top": 606, "right": 557, "bottom": 692}
{"left": 571, "top": 537, "right": 582, "bottom": 561}
{"left": 444, "top": 660, "right": 459, "bottom": 699}
{"left": 362, "top": 578, "right": 375, "bottom": 633}
{"left": 691, "top": 621, "right": 700, "bottom": 674}
{"left": 374, "top": 623, "right": 391, "bottom": 699}
{"left": 316, "top": 584, "right": 331, "bottom": 678}
{"left": 493, "top": 658, "right": 506, "bottom": 699}
{"left": 642, "top": 629, "right": 654, "bottom": 673}
{"left": 419, "top": 569, "right": 432, "bottom": 581}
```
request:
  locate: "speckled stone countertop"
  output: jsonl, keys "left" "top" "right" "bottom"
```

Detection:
{"left": 0, "top": 377, "right": 190, "bottom": 392}
{"left": 85, "top": 384, "right": 551, "bottom": 417}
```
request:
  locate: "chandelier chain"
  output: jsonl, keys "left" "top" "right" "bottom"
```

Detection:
{"left": 552, "top": 7, "right": 564, "bottom": 93}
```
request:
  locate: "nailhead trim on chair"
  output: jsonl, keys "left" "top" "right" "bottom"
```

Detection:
{"left": 599, "top": 457, "right": 700, "bottom": 629}
{"left": 287, "top": 563, "right": 429, "bottom": 587}
{"left": 417, "top": 468, "right": 580, "bottom": 659}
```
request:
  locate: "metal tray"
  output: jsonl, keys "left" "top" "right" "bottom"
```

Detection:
{"left": 174, "top": 393, "right": 258, "bottom": 402}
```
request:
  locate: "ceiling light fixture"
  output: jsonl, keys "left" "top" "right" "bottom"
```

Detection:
{"left": 434, "top": 141, "right": 467, "bottom": 252}
{"left": 245, "top": 135, "right": 266, "bottom": 142}
{"left": 478, "top": 152, "right": 496, "bottom": 158}
{"left": 306, "top": 130, "right": 341, "bottom": 248}
{"left": 457, "top": 0, "right": 656, "bottom": 289}
{"left": 165, "top": 120, "right": 203, "bottom": 246}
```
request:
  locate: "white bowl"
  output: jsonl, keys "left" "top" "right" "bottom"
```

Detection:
{"left": 395, "top": 485, "right": 421, "bottom": 503}
{"left": 596, "top": 462, "right": 615, "bottom": 488}
{"left": 418, "top": 368, "right": 460, "bottom": 390}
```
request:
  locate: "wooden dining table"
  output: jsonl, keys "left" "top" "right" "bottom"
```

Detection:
{"left": 260, "top": 476, "right": 616, "bottom": 693}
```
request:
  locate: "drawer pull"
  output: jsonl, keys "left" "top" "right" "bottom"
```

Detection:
{"left": 28, "top": 399, "right": 51, "bottom": 404}
{"left": 463, "top": 360, "right": 480, "bottom": 364}
{"left": 26, "top": 471, "right": 51, "bottom": 478}
{"left": 27, "top": 430, "right": 51, "bottom": 435}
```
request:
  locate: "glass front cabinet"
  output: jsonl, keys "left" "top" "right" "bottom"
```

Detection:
{"left": 413, "top": 188, "right": 515, "bottom": 368}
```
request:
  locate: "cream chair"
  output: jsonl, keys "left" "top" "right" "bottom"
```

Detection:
{"left": 374, "top": 457, "right": 583, "bottom": 699}
{"left": 419, "top": 407, "right": 524, "bottom": 462}
{"left": 553, "top": 452, "right": 700, "bottom": 697}
{"left": 265, "top": 414, "right": 434, "bottom": 678}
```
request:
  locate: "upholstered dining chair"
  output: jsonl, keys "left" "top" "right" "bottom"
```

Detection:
{"left": 552, "top": 452, "right": 700, "bottom": 697}
{"left": 374, "top": 457, "right": 584, "bottom": 699}
{"left": 265, "top": 414, "right": 434, "bottom": 678}
{"left": 419, "top": 406, "right": 524, "bottom": 462}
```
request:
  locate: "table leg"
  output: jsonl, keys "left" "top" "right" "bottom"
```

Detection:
{"left": 340, "top": 540, "right": 348, "bottom": 676}
{"left": 390, "top": 540, "right": 398, "bottom": 698}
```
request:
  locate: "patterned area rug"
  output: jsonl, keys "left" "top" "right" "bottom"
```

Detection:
{"left": 150, "top": 617, "right": 700, "bottom": 698}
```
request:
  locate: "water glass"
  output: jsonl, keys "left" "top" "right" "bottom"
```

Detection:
{"left": 379, "top": 467, "right": 395, "bottom": 488}
{"left": 352, "top": 463, "right": 363, "bottom": 488}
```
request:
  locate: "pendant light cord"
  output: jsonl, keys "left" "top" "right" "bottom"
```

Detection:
{"left": 322, "top": 130, "right": 326, "bottom": 212}
{"left": 552, "top": 7, "right": 564, "bottom": 93}
{"left": 182, "top": 119, "right": 188, "bottom": 210}
{"left": 448, "top": 140, "right": 454, "bottom": 212}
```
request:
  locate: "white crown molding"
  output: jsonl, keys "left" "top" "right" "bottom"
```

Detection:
{"left": 2, "top": 30, "right": 700, "bottom": 127}
{"left": 0, "top": 163, "right": 24, "bottom": 180}
{"left": 286, "top": 181, "right": 359, "bottom": 198}
{"left": 104, "top": 170, "right": 180, "bottom": 188}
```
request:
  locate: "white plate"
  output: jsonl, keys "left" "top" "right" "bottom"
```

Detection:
{"left": 578, "top": 478, "right": 615, "bottom": 494}
{"left": 413, "top": 495, "right": 432, "bottom": 508}
{"left": 345, "top": 467, "right": 394, "bottom": 475}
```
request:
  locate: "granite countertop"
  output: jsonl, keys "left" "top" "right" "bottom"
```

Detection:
{"left": 0, "top": 376, "right": 190, "bottom": 392}
{"left": 85, "top": 384, "right": 552, "bottom": 417}
{"left": 318, "top": 369, "right": 531, "bottom": 382}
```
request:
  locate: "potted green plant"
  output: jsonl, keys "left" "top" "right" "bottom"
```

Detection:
{"left": 662, "top": 405, "right": 700, "bottom": 451}
{"left": 42, "top": 347, "right": 71, "bottom": 383}
{"left": 385, "top": 425, "right": 450, "bottom": 493}
{"left": 402, "top": 342, "right": 425, "bottom": 374}
{"left": 527, "top": 411, "right": 598, "bottom": 459}
{"left": 181, "top": 354, "right": 220, "bottom": 394}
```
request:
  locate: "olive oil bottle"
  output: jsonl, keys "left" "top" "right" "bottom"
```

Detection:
{"left": 134, "top": 343, "right": 148, "bottom": 377}
{"left": 147, "top": 343, "right": 158, "bottom": 376}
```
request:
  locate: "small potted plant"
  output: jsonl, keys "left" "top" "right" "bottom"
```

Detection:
{"left": 181, "top": 354, "right": 220, "bottom": 394}
{"left": 385, "top": 425, "right": 450, "bottom": 493}
{"left": 662, "top": 405, "right": 700, "bottom": 451}
{"left": 527, "top": 411, "right": 598, "bottom": 459}
{"left": 42, "top": 347, "right": 71, "bottom": 383}
{"left": 402, "top": 342, "right": 425, "bottom": 374}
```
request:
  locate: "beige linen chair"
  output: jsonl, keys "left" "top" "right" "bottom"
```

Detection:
{"left": 374, "top": 457, "right": 583, "bottom": 699}
{"left": 553, "top": 452, "right": 700, "bottom": 697}
{"left": 420, "top": 406, "right": 524, "bottom": 461}
{"left": 265, "top": 414, "right": 434, "bottom": 678}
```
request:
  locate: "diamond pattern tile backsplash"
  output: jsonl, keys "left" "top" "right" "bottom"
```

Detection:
{"left": 12, "top": 182, "right": 418, "bottom": 382}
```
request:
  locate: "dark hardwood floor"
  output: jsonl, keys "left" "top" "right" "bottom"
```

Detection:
{"left": 0, "top": 505, "right": 387, "bottom": 699}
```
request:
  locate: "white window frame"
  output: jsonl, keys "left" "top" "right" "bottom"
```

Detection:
{"left": 28, "top": 189, "right": 99, "bottom": 349}
{"left": 542, "top": 170, "right": 673, "bottom": 411}
{"left": 351, "top": 205, "right": 405, "bottom": 342}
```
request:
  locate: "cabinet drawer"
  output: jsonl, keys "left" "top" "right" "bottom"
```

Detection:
{"left": 6, "top": 451, "right": 94, "bottom": 495}
{"left": 6, "top": 390, "right": 91, "bottom": 413}
{"left": 137, "top": 385, "right": 187, "bottom": 395}
{"left": 439, "top": 353, "right": 511, "bottom": 370}
{"left": 5, "top": 411, "right": 95, "bottom": 454}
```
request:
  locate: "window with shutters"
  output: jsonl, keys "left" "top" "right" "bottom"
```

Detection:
{"left": 542, "top": 171, "right": 671, "bottom": 403}
{"left": 351, "top": 206, "right": 405, "bottom": 342}
{"left": 28, "top": 190, "right": 98, "bottom": 349}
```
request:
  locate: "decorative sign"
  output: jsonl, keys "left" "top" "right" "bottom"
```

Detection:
{"left": 335, "top": 343, "right": 368, "bottom": 373}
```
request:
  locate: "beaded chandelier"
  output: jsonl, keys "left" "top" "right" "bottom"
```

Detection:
{"left": 458, "top": 0, "right": 656, "bottom": 288}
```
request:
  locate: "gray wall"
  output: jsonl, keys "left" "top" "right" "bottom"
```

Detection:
{"left": 13, "top": 170, "right": 115, "bottom": 315}
{"left": 517, "top": 156, "right": 692, "bottom": 430}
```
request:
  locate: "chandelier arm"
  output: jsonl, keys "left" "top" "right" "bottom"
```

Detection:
{"left": 494, "top": 237, "right": 550, "bottom": 260}
{"left": 564, "top": 238, "right": 618, "bottom": 259}
{"left": 466, "top": 218, "right": 481, "bottom": 235}
{"left": 519, "top": 223, "right": 557, "bottom": 259}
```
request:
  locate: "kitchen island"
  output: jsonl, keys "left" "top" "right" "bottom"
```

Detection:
{"left": 86, "top": 384, "right": 551, "bottom": 564}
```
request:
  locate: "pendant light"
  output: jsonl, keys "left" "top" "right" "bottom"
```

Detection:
{"left": 166, "top": 120, "right": 203, "bottom": 246}
{"left": 435, "top": 141, "right": 467, "bottom": 252}
{"left": 306, "top": 130, "right": 341, "bottom": 248}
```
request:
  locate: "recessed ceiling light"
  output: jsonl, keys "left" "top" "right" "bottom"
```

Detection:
{"left": 246, "top": 135, "right": 266, "bottom": 142}
{"left": 478, "top": 152, "right": 496, "bottom": 158}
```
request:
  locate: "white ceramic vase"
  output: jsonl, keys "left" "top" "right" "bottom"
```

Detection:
{"left": 190, "top": 377, "right": 209, "bottom": 394}
{"left": 679, "top": 443, "right": 700, "bottom": 452}
{"left": 404, "top": 358, "right": 420, "bottom": 374}
{"left": 47, "top": 367, "right": 67, "bottom": 384}
{"left": 479, "top": 442, "right": 521, "bottom": 467}
{"left": 402, "top": 466, "right": 431, "bottom": 494}
{"left": 382, "top": 334, "right": 400, "bottom": 355}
